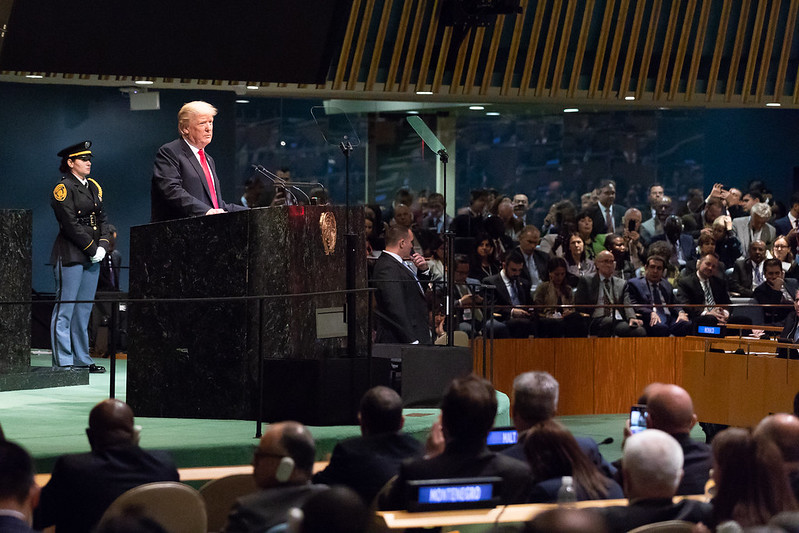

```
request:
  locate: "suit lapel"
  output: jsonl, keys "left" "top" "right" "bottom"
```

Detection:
{"left": 182, "top": 141, "right": 215, "bottom": 204}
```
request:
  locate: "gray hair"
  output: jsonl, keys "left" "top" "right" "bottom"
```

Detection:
{"left": 751, "top": 202, "right": 772, "bottom": 219}
{"left": 623, "top": 429, "right": 684, "bottom": 494}
{"left": 512, "top": 371, "right": 558, "bottom": 424}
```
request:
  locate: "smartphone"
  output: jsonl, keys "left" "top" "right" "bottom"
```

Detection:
{"left": 628, "top": 219, "right": 636, "bottom": 232}
{"left": 630, "top": 404, "right": 647, "bottom": 434}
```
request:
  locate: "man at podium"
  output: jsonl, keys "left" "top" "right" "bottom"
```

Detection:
{"left": 151, "top": 101, "right": 246, "bottom": 222}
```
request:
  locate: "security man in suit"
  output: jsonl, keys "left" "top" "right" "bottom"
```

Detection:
{"left": 50, "top": 141, "right": 110, "bottom": 373}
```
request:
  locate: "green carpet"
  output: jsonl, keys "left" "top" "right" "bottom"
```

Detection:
{"left": 1, "top": 352, "right": 706, "bottom": 474}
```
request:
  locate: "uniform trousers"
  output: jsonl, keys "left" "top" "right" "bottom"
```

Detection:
{"left": 51, "top": 260, "right": 100, "bottom": 367}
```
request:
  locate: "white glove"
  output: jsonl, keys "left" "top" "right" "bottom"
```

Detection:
{"left": 91, "top": 247, "right": 107, "bottom": 263}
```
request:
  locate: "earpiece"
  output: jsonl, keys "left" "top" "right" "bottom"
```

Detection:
{"left": 275, "top": 456, "right": 295, "bottom": 483}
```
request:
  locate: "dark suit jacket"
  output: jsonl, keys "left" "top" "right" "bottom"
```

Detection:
{"left": 312, "top": 432, "right": 423, "bottom": 505}
{"left": 481, "top": 272, "right": 532, "bottom": 321}
{"left": 0, "top": 515, "right": 35, "bottom": 533}
{"left": 516, "top": 248, "right": 550, "bottom": 286}
{"left": 676, "top": 272, "right": 732, "bottom": 320}
{"left": 589, "top": 203, "right": 627, "bottom": 234}
{"left": 224, "top": 484, "right": 328, "bottom": 533}
{"left": 650, "top": 233, "right": 697, "bottom": 267}
{"left": 33, "top": 445, "right": 179, "bottom": 533}
{"left": 151, "top": 138, "right": 246, "bottom": 222}
{"left": 599, "top": 498, "right": 714, "bottom": 533}
{"left": 574, "top": 274, "right": 636, "bottom": 321}
{"left": 754, "top": 278, "right": 799, "bottom": 326}
{"left": 371, "top": 252, "right": 432, "bottom": 344}
{"left": 626, "top": 277, "right": 683, "bottom": 321}
{"left": 379, "top": 442, "right": 532, "bottom": 510}
{"left": 729, "top": 258, "right": 762, "bottom": 297}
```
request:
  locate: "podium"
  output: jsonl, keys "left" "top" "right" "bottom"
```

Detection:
{"left": 126, "top": 206, "right": 371, "bottom": 424}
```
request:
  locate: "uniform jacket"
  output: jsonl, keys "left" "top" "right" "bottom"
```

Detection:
{"left": 50, "top": 174, "right": 110, "bottom": 265}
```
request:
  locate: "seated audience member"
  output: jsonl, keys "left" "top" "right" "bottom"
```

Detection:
{"left": 451, "top": 189, "right": 488, "bottom": 239}
{"left": 379, "top": 374, "right": 532, "bottom": 509}
{"left": 617, "top": 207, "right": 646, "bottom": 270}
{"left": 539, "top": 200, "right": 578, "bottom": 252}
{"left": 755, "top": 414, "right": 799, "bottom": 501}
{"left": 502, "top": 371, "right": 615, "bottom": 477}
{"left": 770, "top": 235, "right": 799, "bottom": 279}
{"left": 644, "top": 384, "right": 712, "bottom": 495}
{"left": 524, "top": 420, "right": 623, "bottom": 503}
{"left": 754, "top": 258, "right": 799, "bottom": 329}
{"left": 483, "top": 214, "right": 515, "bottom": 262}
{"left": 639, "top": 195, "right": 672, "bottom": 244}
{"left": 642, "top": 183, "right": 664, "bottom": 221}
{"left": 564, "top": 233, "right": 595, "bottom": 282}
{"left": 297, "top": 486, "right": 369, "bottom": 533}
{"left": 682, "top": 195, "right": 724, "bottom": 238}
{"left": 775, "top": 193, "right": 799, "bottom": 255}
{"left": 469, "top": 232, "right": 501, "bottom": 280}
{"left": 598, "top": 429, "right": 713, "bottom": 533}
{"left": 516, "top": 225, "right": 549, "bottom": 294}
{"left": 482, "top": 250, "right": 536, "bottom": 339}
{"left": 448, "top": 254, "right": 485, "bottom": 337}
{"left": 313, "top": 386, "right": 423, "bottom": 505}
{"left": 732, "top": 201, "right": 776, "bottom": 252}
{"left": 575, "top": 250, "right": 644, "bottom": 337}
{"left": 626, "top": 255, "right": 692, "bottom": 337}
{"left": 588, "top": 180, "right": 626, "bottom": 235}
{"left": 676, "top": 252, "right": 731, "bottom": 326}
{"left": 0, "top": 440, "right": 40, "bottom": 533}
{"left": 34, "top": 399, "right": 179, "bottom": 533}
{"left": 711, "top": 215, "right": 744, "bottom": 268}
{"left": 524, "top": 508, "right": 609, "bottom": 533}
{"left": 497, "top": 199, "right": 523, "bottom": 242}
{"left": 513, "top": 193, "right": 531, "bottom": 225}
{"left": 533, "top": 256, "right": 587, "bottom": 338}
{"left": 651, "top": 215, "right": 696, "bottom": 270}
{"left": 224, "top": 422, "right": 326, "bottom": 533}
{"left": 729, "top": 240, "right": 767, "bottom": 297}
{"left": 646, "top": 240, "right": 680, "bottom": 286}
{"left": 679, "top": 232, "right": 726, "bottom": 282}
{"left": 370, "top": 225, "right": 432, "bottom": 345}
{"left": 390, "top": 204, "right": 423, "bottom": 253}
{"left": 420, "top": 192, "right": 451, "bottom": 234}
{"left": 710, "top": 427, "right": 798, "bottom": 529}
{"left": 575, "top": 210, "right": 600, "bottom": 260}
{"left": 603, "top": 234, "right": 637, "bottom": 280}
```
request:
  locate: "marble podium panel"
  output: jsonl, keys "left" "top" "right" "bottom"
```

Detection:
{"left": 127, "top": 206, "right": 369, "bottom": 423}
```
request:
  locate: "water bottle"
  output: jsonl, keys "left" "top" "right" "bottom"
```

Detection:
{"left": 557, "top": 475, "right": 577, "bottom": 506}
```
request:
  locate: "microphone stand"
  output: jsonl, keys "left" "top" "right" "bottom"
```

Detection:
{"left": 340, "top": 140, "right": 357, "bottom": 359}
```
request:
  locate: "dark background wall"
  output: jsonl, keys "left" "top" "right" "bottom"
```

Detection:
{"left": 0, "top": 80, "right": 796, "bottom": 292}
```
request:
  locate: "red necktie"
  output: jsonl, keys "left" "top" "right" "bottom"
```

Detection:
{"left": 198, "top": 149, "right": 219, "bottom": 209}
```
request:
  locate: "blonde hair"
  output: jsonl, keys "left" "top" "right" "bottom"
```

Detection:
{"left": 178, "top": 101, "right": 217, "bottom": 135}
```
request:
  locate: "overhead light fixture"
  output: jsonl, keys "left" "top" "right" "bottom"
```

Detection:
{"left": 766, "top": 102, "right": 781, "bottom": 107}
{"left": 416, "top": 91, "right": 433, "bottom": 95}
{"left": 135, "top": 80, "right": 154, "bottom": 85}
{"left": 486, "top": 112, "right": 500, "bottom": 116}
{"left": 246, "top": 85, "right": 259, "bottom": 90}
{"left": 407, "top": 110, "right": 419, "bottom": 115}
{"left": 25, "top": 74, "right": 43, "bottom": 79}
{"left": 624, "top": 96, "right": 635, "bottom": 101}
{"left": 469, "top": 105, "right": 485, "bottom": 110}
{"left": 235, "top": 99, "right": 250, "bottom": 104}
{"left": 563, "top": 108, "right": 579, "bottom": 113}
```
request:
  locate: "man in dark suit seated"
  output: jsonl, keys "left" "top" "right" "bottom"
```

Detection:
{"left": 379, "top": 374, "right": 532, "bottom": 509}
{"left": 0, "top": 441, "right": 39, "bottom": 533}
{"left": 33, "top": 399, "right": 179, "bottom": 533}
{"left": 774, "top": 192, "right": 799, "bottom": 255}
{"left": 575, "top": 250, "right": 644, "bottom": 337}
{"left": 371, "top": 225, "right": 432, "bottom": 344}
{"left": 151, "top": 100, "right": 246, "bottom": 222}
{"left": 224, "top": 421, "right": 327, "bottom": 533}
{"left": 501, "top": 371, "right": 616, "bottom": 479}
{"left": 626, "top": 255, "right": 692, "bottom": 337}
{"left": 482, "top": 250, "right": 536, "bottom": 338}
{"left": 312, "top": 386, "right": 423, "bottom": 505}
{"left": 515, "top": 225, "right": 549, "bottom": 294}
{"left": 676, "top": 252, "right": 731, "bottom": 326}
{"left": 755, "top": 258, "right": 799, "bottom": 329}
{"left": 598, "top": 429, "right": 713, "bottom": 533}
{"left": 729, "top": 240, "right": 767, "bottom": 297}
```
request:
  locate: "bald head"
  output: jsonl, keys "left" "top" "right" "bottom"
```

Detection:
{"left": 755, "top": 414, "right": 799, "bottom": 464}
{"left": 646, "top": 384, "right": 697, "bottom": 435}
{"left": 254, "top": 421, "right": 315, "bottom": 488}
{"left": 87, "top": 399, "right": 136, "bottom": 451}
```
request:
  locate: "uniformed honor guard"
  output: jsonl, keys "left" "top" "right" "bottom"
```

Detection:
{"left": 50, "top": 141, "right": 110, "bottom": 373}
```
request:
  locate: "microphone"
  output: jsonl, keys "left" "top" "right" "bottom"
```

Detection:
{"left": 256, "top": 165, "right": 312, "bottom": 205}
{"left": 597, "top": 437, "right": 614, "bottom": 446}
{"left": 251, "top": 165, "right": 297, "bottom": 205}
